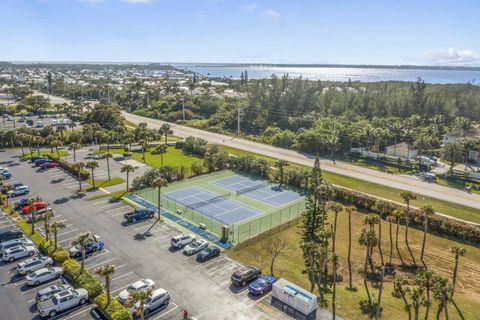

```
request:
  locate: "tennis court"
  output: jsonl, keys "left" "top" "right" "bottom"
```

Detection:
{"left": 163, "top": 186, "right": 262, "bottom": 225}
{"left": 212, "top": 175, "right": 302, "bottom": 206}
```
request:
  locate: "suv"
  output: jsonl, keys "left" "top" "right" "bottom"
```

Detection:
{"left": 7, "top": 185, "right": 29, "bottom": 197}
{"left": 1, "top": 170, "right": 12, "bottom": 179}
{"left": 17, "top": 256, "right": 53, "bottom": 275}
{"left": 3, "top": 245, "right": 38, "bottom": 262}
{"left": 141, "top": 288, "right": 170, "bottom": 316}
{"left": 231, "top": 266, "right": 262, "bottom": 287}
{"left": 170, "top": 234, "right": 195, "bottom": 249}
{"left": 0, "top": 228, "right": 23, "bottom": 242}
{"left": 124, "top": 208, "right": 155, "bottom": 223}
{"left": 0, "top": 238, "right": 33, "bottom": 254}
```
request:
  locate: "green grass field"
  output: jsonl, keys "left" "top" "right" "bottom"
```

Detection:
{"left": 229, "top": 209, "right": 480, "bottom": 320}
{"left": 87, "top": 176, "right": 125, "bottom": 189}
{"left": 135, "top": 170, "right": 305, "bottom": 242}
{"left": 19, "top": 149, "right": 69, "bottom": 161}
{"left": 219, "top": 145, "right": 480, "bottom": 224}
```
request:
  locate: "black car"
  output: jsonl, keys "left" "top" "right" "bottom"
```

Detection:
{"left": 231, "top": 266, "right": 262, "bottom": 286}
{"left": 30, "top": 156, "right": 45, "bottom": 163}
{"left": 0, "top": 228, "right": 23, "bottom": 242}
{"left": 197, "top": 247, "right": 221, "bottom": 262}
{"left": 14, "top": 198, "right": 30, "bottom": 211}
{"left": 124, "top": 208, "right": 155, "bottom": 223}
{"left": 34, "top": 159, "right": 52, "bottom": 167}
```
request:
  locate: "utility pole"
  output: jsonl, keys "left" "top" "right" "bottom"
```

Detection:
{"left": 182, "top": 96, "right": 185, "bottom": 121}
{"left": 237, "top": 107, "right": 241, "bottom": 136}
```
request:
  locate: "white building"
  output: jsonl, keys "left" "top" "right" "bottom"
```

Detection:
{"left": 386, "top": 142, "right": 418, "bottom": 160}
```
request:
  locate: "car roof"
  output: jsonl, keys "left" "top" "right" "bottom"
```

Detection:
{"left": 151, "top": 288, "right": 167, "bottom": 297}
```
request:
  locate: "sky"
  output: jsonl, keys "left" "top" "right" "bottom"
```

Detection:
{"left": 0, "top": 0, "right": 479, "bottom": 66}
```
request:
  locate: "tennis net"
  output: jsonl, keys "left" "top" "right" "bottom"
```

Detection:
{"left": 236, "top": 183, "right": 271, "bottom": 196}
{"left": 185, "top": 193, "right": 231, "bottom": 210}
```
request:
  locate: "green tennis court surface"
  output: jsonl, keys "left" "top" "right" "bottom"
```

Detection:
{"left": 134, "top": 170, "right": 306, "bottom": 244}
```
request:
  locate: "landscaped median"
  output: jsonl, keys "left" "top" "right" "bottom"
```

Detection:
{"left": 15, "top": 219, "right": 131, "bottom": 320}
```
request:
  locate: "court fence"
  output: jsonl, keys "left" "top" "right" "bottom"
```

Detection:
{"left": 135, "top": 188, "right": 306, "bottom": 246}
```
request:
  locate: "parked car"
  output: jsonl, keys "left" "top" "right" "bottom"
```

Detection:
{"left": 0, "top": 238, "right": 33, "bottom": 254}
{"left": 3, "top": 245, "right": 38, "bottom": 262}
{"left": 248, "top": 275, "right": 277, "bottom": 295}
{"left": 1, "top": 170, "right": 12, "bottom": 179}
{"left": 231, "top": 266, "right": 262, "bottom": 287}
{"left": 37, "top": 288, "right": 88, "bottom": 318}
{"left": 118, "top": 279, "right": 155, "bottom": 305}
{"left": 170, "top": 234, "right": 195, "bottom": 249}
{"left": 124, "top": 208, "right": 155, "bottom": 223}
{"left": 18, "top": 117, "right": 26, "bottom": 123}
{"left": 51, "top": 119, "right": 58, "bottom": 126}
{"left": 26, "top": 267, "right": 63, "bottom": 286}
{"left": 34, "top": 159, "right": 52, "bottom": 167}
{"left": 36, "top": 121, "right": 44, "bottom": 128}
{"left": 183, "top": 239, "right": 208, "bottom": 255}
{"left": 69, "top": 235, "right": 104, "bottom": 258}
{"left": 7, "top": 185, "right": 29, "bottom": 197}
{"left": 21, "top": 201, "right": 48, "bottom": 214}
{"left": 0, "top": 228, "right": 23, "bottom": 242}
{"left": 30, "top": 156, "right": 45, "bottom": 163}
{"left": 138, "top": 288, "right": 170, "bottom": 316}
{"left": 26, "top": 208, "right": 53, "bottom": 223}
{"left": 14, "top": 198, "right": 30, "bottom": 210}
{"left": 17, "top": 256, "right": 53, "bottom": 275}
{"left": 196, "top": 247, "right": 221, "bottom": 262}
{"left": 36, "top": 284, "right": 74, "bottom": 303}
{"left": 40, "top": 162, "right": 57, "bottom": 170}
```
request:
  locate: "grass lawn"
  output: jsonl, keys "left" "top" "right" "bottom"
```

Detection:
{"left": 106, "top": 146, "right": 203, "bottom": 175}
{"left": 219, "top": 145, "right": 480, "bottom": 224}
{"left": 19, "top": 149, "right": 69, "bottom": 161}
{"left": 342, "top": 155, "right": 416, "bottom": 175}
{"left": 87, "top": 176, "right": 124, "bottom": 189}
{"left": 228, "top": 209, "right": 480, "bottom": 320}
{"left": 16, "top": 219, "right": 44, "bottom": 244}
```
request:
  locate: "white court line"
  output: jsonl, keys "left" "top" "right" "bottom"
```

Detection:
{"left": 86, "top": 257, "right": 117, "bottom": 270}
{"left": 152, "top": 302, "right": 179, "bottom": 320}
{"left": 110, "top": 271, "right": 134, "bottom": 282}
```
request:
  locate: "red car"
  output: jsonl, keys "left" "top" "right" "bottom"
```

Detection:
{"left": 21, "top": 201, "right": 47, "bottom": 214}
{"left": 40, "top": 162, "right": 57, "bottom": 169}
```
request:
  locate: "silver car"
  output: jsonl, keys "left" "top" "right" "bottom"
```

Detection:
{"left": 183, "top": 239, "right": 208, "bottom": 255}
{"left": 3, "top": 245, "right": 37, "bottom": 262}
{"left": 136, "top": 288, "right": 170, "bottom": 316}
{"left": 26, "top": 267, "right": 63, "bottom": 286}
{"left": 36, "top": 284, "right": 74, "bottom": 303}
{"left": 0, "top": 238, "right": 33, "bottom": 254}
{"left": 118, "top": 279, "right": 155, "bottom": 305}
{"left": 17, "top": 256, "right": 53, "bottom": 275}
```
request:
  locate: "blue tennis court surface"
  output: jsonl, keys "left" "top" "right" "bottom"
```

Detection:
{"left": 212, "top": 175, "right": 303, "bottom": 206}
{"left": 164, "top": 186, "right": 262, "bottom": 225}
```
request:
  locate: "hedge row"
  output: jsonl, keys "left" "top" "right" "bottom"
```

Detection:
{"left": 62, "top": 259, "right": 103, "bottom": 298}
{"left": 94, "top": 293, "right": 132, "bottom": 320}
{"left": 333, "top": 186, "right": 480, "bottom": 244}
{"left": 47, "top": 156, "right": 90, "bottom": 180}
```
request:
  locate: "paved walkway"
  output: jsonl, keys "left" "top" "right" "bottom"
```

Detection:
{"left": 123, "top": 112, "right": 480, "bottom": 211}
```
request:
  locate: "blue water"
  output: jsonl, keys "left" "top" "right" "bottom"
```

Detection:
{"left": 172, "top": 64, "right": 480, "bottom": 84}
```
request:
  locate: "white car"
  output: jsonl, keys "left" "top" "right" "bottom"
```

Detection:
{"left": 17, "top": 256, "right": 53, "bottom": 275}
{"left": 183, "top": 239, "right": 209, "bottom": 255}
{"left": 51, "top": 119, "right": 58, "bottom": 126}
{"left": 26, "top": 267, "right": 63, "bottom": 286}
{"left": 7, "top": 185, "right": 29, "bottom": 197}
{"left": 170, "top": 234, "right": 195, "bottom": 249}
{"left": 36, "top": 284, "right": 73, "bottom": 302}
{"left": 37, "top": 288, "right": 88, "bottom": 318}
{"left": 137, "top": 288, "right": 170, "bottom": 316}
{"left": 0, "top": 238, "right": 33, "bottom": 254}
{"left": 3, "top": 245, "right": 37, "bottom": 262}
{"left": 118, "top": 279, "right": 155, "bottom": 305}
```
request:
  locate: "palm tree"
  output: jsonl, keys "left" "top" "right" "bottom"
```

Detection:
{"left": 345, "top": 205, "right": 355, "bottom": 291}
{"left": 454, "top": 116, "right": 472, "bottom": 137}
{"left": 85, "top": 161, "right": 99, "bottom": 188}
{"left": 376, "top": 266, "right": 385, "bottom": 320}
{"left": 432, "top": 275, "right": 453, "bottom": 320}
{"left": 38, "top": 210, "right": 54, "bottom": 242}
{"left": 159, "top": 123, "right": 172, "bottom": 145}
{"left": 385, "top": 210, "right": 395, "bottom": 266}
{"left": 443, "top": 142, "right": 463, "bottom": 174}
{"left": 416, "top": 270, "right": 435, "bottom": 320}
{"left": 121, "top": 164, "right": 135, "bottom": 192}
{"left": 373, "top": 200, "right": 390, "bottom": 266}
{"left": 420, "top": 205, "right": 435, "bottom": 268}
{"left": 72, "top": 162, "right": 85, "bottom": 191}
{"left": 71, "top": 232, "right": 91, "bottom": 274}
{"left": 56, "top": 125, "right": 66, "bottom": 141}
{"left": 400, "top": 191, "right": 417, "bottom": 265}
{"left": 70, "top": 142, "right": 81, "bottom": 163}
{"left": 95, "top": 264, "right": 116, "bottom": 306}
{"left": 274, "top": 160, "right": 289, "bottom": 186}
{"left": 104, "top": 152, "right": 112, "bottom": 180}
{"left": 332, "top": 253, "right": 339, "bottom": 320}
{"left": 393, "top": 275, "right": 412, "bottom": 320}
{"left": 127, "top": 288, "right": 154, "bottom": 320}
{"left": 32, "top": 136, "right": 43, "bottom": 156}
{"left": 328, "top": 202, "right": 343, "bottom": 254}
{"left": 27, "top": 197, "right": 41, "bottom": 235}
{"left": 143, "top": 177, "right": 168, "bottom": 236}
{"left": 363, "top": 214, "right": 379, "bottom": 271}
{"left": 155, "top": 144, "right": 167, "bottom": 166}
{"left": 392, "top": 209, "right": 404, "bottom": 265}
{"left": 450, "top": 246, "right": 466, "bottom": 295}
{"left": 51, "top": 221, "right": 66, "bottom": 251}
{"left": 359, "top": 228, "right": 378, "bottom": 305}
{"left": 408, "top": 287, "right": 426, "bottom": 320}
{"left": 51, "top": 139, "right": 62, "bottom": 158}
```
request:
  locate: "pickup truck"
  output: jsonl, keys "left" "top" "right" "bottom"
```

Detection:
{"left": 124, "top": 208, "right": 155, "bottom": 223}
{"left": 37, "top": 288, "right": 88, "bottom": 318}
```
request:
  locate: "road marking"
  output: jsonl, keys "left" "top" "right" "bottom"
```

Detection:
{"left": 112, "top": 211, "right": 130, "bottom": 217}
{"left": 207, "top": 262, "right": 233, "bottom": 275}
{"left": 195, "top": 257, "right": 222, "bottom": 269}
{"left": 110, "top": 271, "right": 134, "bottom": 282}
{"left": 57, "top": 228, "right": 79, "bottom": 237}
{"left": 105, "top": 206, "right": 128, "bottom": 213}
{"left": 61, "top": 305, "right": 94, "bottom": 320}
{"left": 152, "top": 302, "right": 179, "bottom": 320}
{"left": 91, "top": 199, "right": 112, "bottom": 205}
{"left": 86, "top": 257, "right": 117, "bottom": 270}
{"left": 58, "top": 235, "right": 79, "bottom": 244}
{"left": 99, "top": 203, "right": 119, "bottom": 209}
{"left": 22, "top": 279, "right": 63, "bottom": 295}
{"left": 183, "top": 254, "right": 196, "bottom": 261}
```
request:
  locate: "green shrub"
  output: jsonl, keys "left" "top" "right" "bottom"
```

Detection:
{"left": 49, "top": 156, "right": 90, "bottom": 180}
{"left": 52, "top": 249, "right": 70, "bottom": 264}
{"left": 94, "top": 293, "right": 132, "bottom": 320}
{"left": 77, "top": 272, "right": 103, "bottom": 298}
{"left": 62, "top": 258, "right": 81, "bottom": 275}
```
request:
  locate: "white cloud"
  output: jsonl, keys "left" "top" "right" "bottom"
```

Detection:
{"left": 122, "top": 0, "right": 155, "bottom": 3}
{"left": 265, "top": 9, "right": 281, "bottom": 23}
{"left": 424, "top": 48, "right": 480, "bottom": 65}
{"left": 77, "top": 0, "right": 104, "bottom": 6}
{"left": 240, "top": 4, "right": 257, "bottom": 13}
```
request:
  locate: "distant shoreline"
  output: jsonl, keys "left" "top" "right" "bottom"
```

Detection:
{"left": 2, "top": 61, "right": 480, "bottom": 72}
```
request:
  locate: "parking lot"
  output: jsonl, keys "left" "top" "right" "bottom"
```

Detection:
{"left": 0, "top": 150, "right": 285, "bottom": 320}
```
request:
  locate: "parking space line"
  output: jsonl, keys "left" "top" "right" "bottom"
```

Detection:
{"left": 99, "top": 203, "right": 120, "bottom": 209}
{"left": 91, "top": 199, "right": 112, "bottom": 205}
{"left": 86, "top": 257, "right": 117, "bottom": 270}
{"left": 21, "top": 279, "right": 63, "bottom": 295}
{"left": 105, "top": 206, "right": 128, "bottom": 213}
{"left": 57, "top": 228, "right": 79, "bottom": 237}
{"left": 111, "top": 284, "right": 131, "bottom": 295}
{"left": 207, "top": 262, "right": 233, "bottom": 275}
{"left": 58, "top": 235, "right": 80, "bottom": 244}
{"left": 195, "top": 257, "right": 224, "bottom": 269}
{"left": 151, "top": 302, "right": 179, "bottom": 320}
{"left": 111, "top": 210, "right": 131, "bottom": 217}
{"left": 110, "top": 271, "right": 134, "bottom": 282}
{"left": 183, "top": 255, "right": 196, "bottom": 261}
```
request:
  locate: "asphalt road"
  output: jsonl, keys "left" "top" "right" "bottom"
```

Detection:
{"left": 123, "top": 112, "right": 480, "bottom": 212}
{"left": 0, "top": 150, "right": 287, "bottom": 320}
